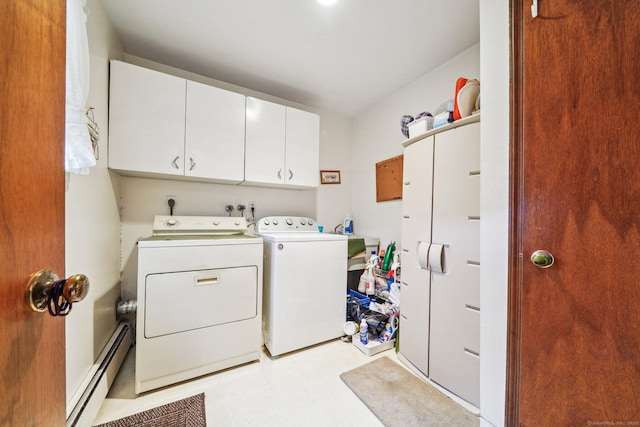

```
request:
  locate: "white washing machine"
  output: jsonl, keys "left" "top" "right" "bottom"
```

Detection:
{"left": 257, "top": 216, "right": 347, "bottom": 357}
{"left": 135, "top": 215, "right": 263, "bottom": 393}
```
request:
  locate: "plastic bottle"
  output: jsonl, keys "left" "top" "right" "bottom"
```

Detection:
{"left": 386, "top": 270, "right": 394, "bottom": 292}
{"left": 368, "top": 250, "right": 379, "bottom": 267}
{"left": 343, "top": 214, "right": 353, "bottom": 235}
{"left": 359, "top": 319, "right": 368, "bottom": 345}
{"left": 379, "top": 323, "right": 393, "bottom": 342}
{"left": 390, "top": 252, "right": 400, "bottom": 275}
{"left": 358, "top": 268, "right": 367, "bottom": 293}
{"left": 381, "top": 241, "right": 396, "bottom": 271}
{"left": 388, "top": 252, "right": 400, "bottom": 291}
{"left": 388, "top": 312, "right": 399, "bottom": 332}
{"left": 365, "top": 266, "right": 375, "bottom": 296}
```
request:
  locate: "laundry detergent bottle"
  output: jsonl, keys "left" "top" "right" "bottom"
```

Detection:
{"left": 343, "top": 214, "right": 353, "bottom": 235}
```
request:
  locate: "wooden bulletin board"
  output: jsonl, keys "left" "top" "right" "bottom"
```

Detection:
{"left": 375, "top": 154, "right": 403, "bottom": 202}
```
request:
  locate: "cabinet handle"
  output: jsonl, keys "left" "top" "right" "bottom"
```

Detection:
{"left": 288, "top": 169, "right": 293, "bottom": 180}
{"left": 277, "top": 169, "right": 282, "bottom": 180}
{"left": 171, "top": 156, "right": 180, "bottom": 169}
{"left": 189, "top": 157, "right": 196, "bottom": 171}
{"left": 429, "top": 243, "right": 446, "bottom": 274}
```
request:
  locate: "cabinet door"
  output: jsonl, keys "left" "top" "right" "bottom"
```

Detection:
{"left": 399, "top": 137, "right": 434, "bottom": 375}
{"left": 402, "top": 136, "right": 434, "bottom": 217}
{"left": 285, "top": 107, "right": 319, "bottom": 187}
{"left": 244, "top": 97, "right": 285, "bottom": 185}
{"left": 429, "top": 122, "right": 481, "bottom": 407}
{"left": 109, "top": 61, "right": 186, "bottom": 175}
{"left": 185, "top": 81, "right": 245, "bottom": 183}
{"left": 399, "top": 218, "right": 431, "bottom": 376}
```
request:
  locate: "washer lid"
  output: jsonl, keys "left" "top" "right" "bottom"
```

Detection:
{"left": 257, "top": 231, "right": 347, "bottom": 243}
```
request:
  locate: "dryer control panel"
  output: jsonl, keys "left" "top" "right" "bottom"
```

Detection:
{"left": 256, "top": 216, "right": 317, "bottom": 233}
{"left": 153, "top": 215, "right": 248, "bottom": 236}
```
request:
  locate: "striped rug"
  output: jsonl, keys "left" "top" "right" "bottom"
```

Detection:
{"left": 95, "top": 393, "right": 206, "bottom": 427}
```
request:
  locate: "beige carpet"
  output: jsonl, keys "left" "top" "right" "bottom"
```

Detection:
{"left": 94, "top": 393, "right": 206, "bottom": 427}
{"left": 340, "top": 357, "right": 478, "bottom": 427}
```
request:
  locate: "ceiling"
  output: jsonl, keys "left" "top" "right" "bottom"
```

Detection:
{"left": 100, "top": 0, "right": 479, "bottom": 117}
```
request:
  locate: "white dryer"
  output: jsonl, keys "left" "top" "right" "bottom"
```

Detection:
{"left": 135, "top": 215, "right": 263, "bottom": 393}
{"left": 257, "top": 216, "right": 347, "bottom": 357}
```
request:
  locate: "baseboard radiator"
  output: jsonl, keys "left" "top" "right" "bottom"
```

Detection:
{"left": 66, "top": 322, "right": 133, "bottom": 427}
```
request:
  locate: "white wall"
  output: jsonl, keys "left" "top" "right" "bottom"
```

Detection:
{"left": 317, "top": 110, "right": 354, "bottom": 233}
{"left": 479, "top": 1, "right": 510, "bottom": 426}
{"left": 65, "top": 0, "right": 124, "bottom": 412}
{"left": 350, "top": 44, "right": 480, "bottom": 247}
{"left": 115, "top": 57, "right": 353, "bottom": 298}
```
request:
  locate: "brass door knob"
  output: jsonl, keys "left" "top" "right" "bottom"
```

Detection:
{"left": 27, "top": 270, "right": 90, "bottom": 316}
{"left": 530, "top": 250, "right": 555, "bottom": 268}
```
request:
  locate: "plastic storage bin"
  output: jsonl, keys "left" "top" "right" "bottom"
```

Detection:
{"left": 347, "top": 289, "right": 370, "bottom": 321}
{"left": 408, "top": 116, "right": 434, "bottom": 138}
{"left": 352, "top": 334, "right": 396, "bottom": 356}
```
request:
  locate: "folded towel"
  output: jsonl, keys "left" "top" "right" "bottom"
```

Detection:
{"left": 348, "top": 238, "right": 366, "bottom": 259}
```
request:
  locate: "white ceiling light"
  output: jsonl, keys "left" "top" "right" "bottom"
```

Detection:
{"left": 318, "top": 0, "right": 338, "bottom": 5}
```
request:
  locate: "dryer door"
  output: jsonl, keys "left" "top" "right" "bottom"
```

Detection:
{"left": 145, "top": 266, "right": 258, "bottom": 338}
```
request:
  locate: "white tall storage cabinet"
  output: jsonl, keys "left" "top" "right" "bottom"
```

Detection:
{"left": 399, "top": 115, "right": 481, "bottom": 408}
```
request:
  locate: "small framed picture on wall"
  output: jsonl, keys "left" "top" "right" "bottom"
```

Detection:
{"left": 320, "top": 170, "right": 341, "bottom": 184}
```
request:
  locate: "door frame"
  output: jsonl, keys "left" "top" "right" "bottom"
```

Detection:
{"left": 505, "top": 0, "right": 525, "bottom": 424}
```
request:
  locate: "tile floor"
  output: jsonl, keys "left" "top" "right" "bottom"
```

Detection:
{"left": 93, "top": 338, "right": 406, "bottom": 426}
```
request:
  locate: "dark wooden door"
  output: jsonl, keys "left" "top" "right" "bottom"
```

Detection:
{"left": 510, "top": 0, "right": 640, "bottom": 425}
{"left": 0, "top": 1, "right": 67, "bottom": 426}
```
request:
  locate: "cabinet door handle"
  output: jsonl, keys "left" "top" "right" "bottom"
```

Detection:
{"left": 429, "top": 243, "right": 446, "bottom": 274}
{"left": 417, "top": 241, "right": 430, "bottom": 270}
{"left": 171, "top": 156, "right": 180, "bottom": 169}
{"left": 288, "top": 169, "right": 293, "bottom": 180}
{"left": 277, "top": 169, "right": 282, "bottom": 180}
{"left": 189, "top": 157, "right": 196, "bottom": 171}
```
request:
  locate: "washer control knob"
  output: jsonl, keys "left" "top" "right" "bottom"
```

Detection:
{"left": 308, "top": 220, "right": 314, "bottom": 226}
{"left": 263, "top": 219, "right": 270, "bottom": 225}
{"left": 273, "top": 219, "right": 279, "bottom": 225}
{"left": 300, "top": 219, "right": 306, "bottom": 225}
{"left": 213, "top": 220, "right": 220, "bottom": 226}
{"left": 234, "top": 221, "right": 241, "bottom": 226}
{"left": 286, "top": 218, "right": 293, "bottom": 226}
{"left": 165, "top": 219, "right": 178, "bottom": 226}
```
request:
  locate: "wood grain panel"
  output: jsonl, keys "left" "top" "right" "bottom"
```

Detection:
{"left": 0, "top": 1, "right": 66, "bottom": 426}
{"left": 509, "top": 0, "right": 640, "bottom": 425}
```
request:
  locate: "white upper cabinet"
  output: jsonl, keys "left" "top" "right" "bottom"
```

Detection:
{"left": 285, "top": 107, "right": 320, "bottom": 187}
{"left": 108, "top": 61, "right": 246, "bottom": 184}
{"left": 109, "top": 60, "right": 186, "bottom": 176}
{"left": 244, "top": 97, "right": 286, "bottom": 185}
{"left": 245, "top": 97, "right": 320, "bottom": 188}
{"left": 109, "top": 62, "right": 319, "bottom": 188}
{"left": 184, "top": 81, "right": 246, "bottom": 182}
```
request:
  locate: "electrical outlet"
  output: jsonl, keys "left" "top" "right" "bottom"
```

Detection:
{"left": 166, "top": 196, "right": 176, "bottom": 215}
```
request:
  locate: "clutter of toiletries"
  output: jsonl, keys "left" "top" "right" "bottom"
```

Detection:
{"left": 346, "top": 236, "right": 401, "bottom": 356}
